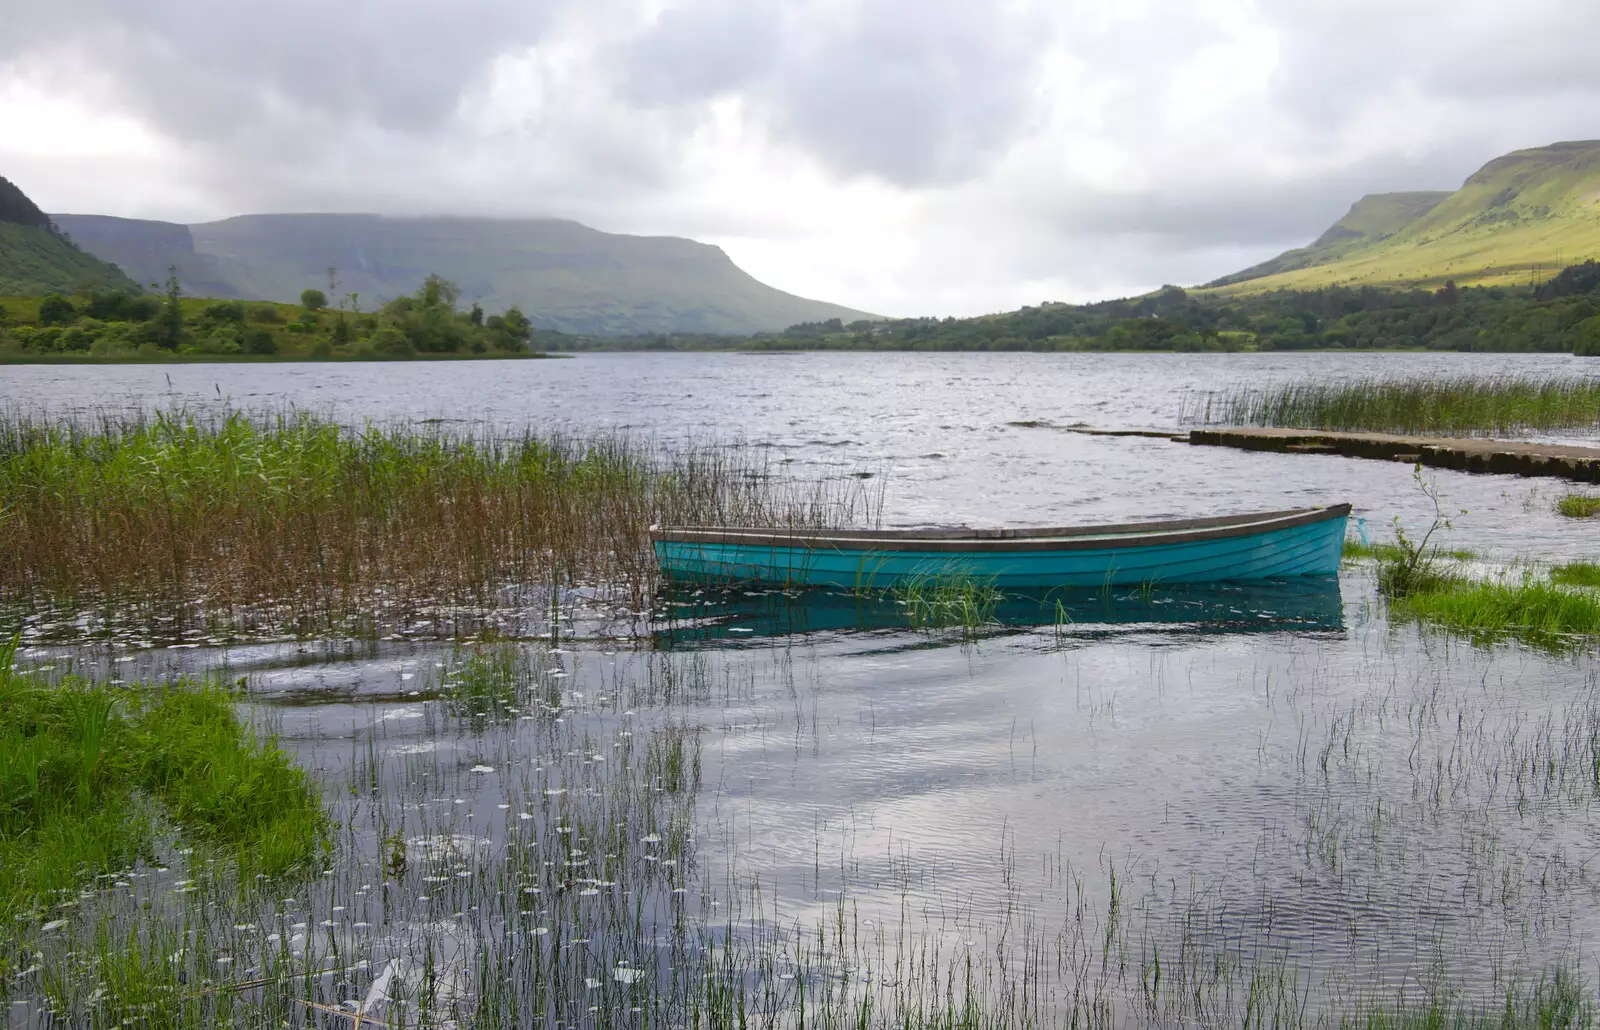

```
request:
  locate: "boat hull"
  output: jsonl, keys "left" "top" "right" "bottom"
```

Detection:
{"left": 653, "top": 507, "right": 1348, "bottom": 589}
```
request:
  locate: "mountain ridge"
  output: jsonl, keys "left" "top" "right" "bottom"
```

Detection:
{"left": 49, "top": 210, "right": 878, "bottom": 335}
{"left": 1208, "top": 140, "right": 1600, "bottom": 293}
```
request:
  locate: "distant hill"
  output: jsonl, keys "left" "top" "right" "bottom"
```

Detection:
{"left": 0, "top": 177, "right": 138, "bottom": 296}
{"left": 51, "top": 214, "right": 241, "bottom": 297}
{"left": 1210, "top": 140, "right": 1600, "bottom": 293}
{"left": 50, "top": 211, "right": 877, "bottom": 335}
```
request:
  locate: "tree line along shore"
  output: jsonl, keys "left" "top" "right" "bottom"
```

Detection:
{"left": 7, "top": 259, "right": 1600, "bottom": 359}
{"left": 0, "top": 273, "right": 543, "bottom": 360}
{"left": 553, "top": 260, "right": 1600, "bottom": 354}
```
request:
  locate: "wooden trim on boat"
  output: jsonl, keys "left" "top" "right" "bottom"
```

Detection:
{"left": 651, "top": 504, "right": 1351, "bottom": 555}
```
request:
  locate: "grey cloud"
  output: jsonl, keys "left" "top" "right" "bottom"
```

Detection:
{"left": 622, "top": 1, "right": 782, "bottom": 105}
{"left": 1040, "top": 145, "right": 1494, "bottom": 247}
{"left": 618, "top": 0, "right": 1042, "bottom": 186}
{"left": 1262, "top": 1, "right": 1600, "bottom": 126}
{"left": 4, "top": 0, "right": 563, "bottom": 139}
{"left": 763, "top": 0, "right": 1039, "bottom": 185}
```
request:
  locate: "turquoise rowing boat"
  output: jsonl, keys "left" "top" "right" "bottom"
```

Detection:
{"left": 651, "top": 504, "right": 1350, "bottom": 589}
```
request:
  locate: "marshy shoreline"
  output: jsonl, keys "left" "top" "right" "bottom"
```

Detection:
{"left": 4, "top": 396, "right": 1600, "bottom": 1029}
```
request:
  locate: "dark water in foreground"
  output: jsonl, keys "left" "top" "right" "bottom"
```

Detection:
{"left": 6, "top": 352, "right": 1600, "bottom": 1025}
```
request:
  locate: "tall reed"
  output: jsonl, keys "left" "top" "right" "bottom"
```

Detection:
{"left": 0, "top": 408, "right": 877, "bottom": 634}
{"left": 1183, "top": 376, "right": 1600, "bottom": 435}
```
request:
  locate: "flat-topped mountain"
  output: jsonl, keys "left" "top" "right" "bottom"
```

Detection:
{"left": 1210, "top": 141, "right": 1600, "bottom": 293}
{"left": 49, "top": 211, "right": 878, "bottom": 335}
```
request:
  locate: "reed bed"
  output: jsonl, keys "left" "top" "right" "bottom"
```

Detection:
{"left": 1183, "top": 375, "right": 1600, "bottom": 435}
{"left": 0, "top": 408, "right": 877, "bottom": 637}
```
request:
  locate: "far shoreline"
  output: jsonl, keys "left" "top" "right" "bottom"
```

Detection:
{"left": 0, "top": 351, "right": 567, "bottom": 366}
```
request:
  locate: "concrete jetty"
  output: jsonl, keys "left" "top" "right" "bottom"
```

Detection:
{"left": 1187, "top": 427, "right": 1600, "bottom": 483}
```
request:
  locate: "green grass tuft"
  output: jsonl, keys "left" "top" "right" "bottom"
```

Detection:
{"left": 1556, "top": 493, "right": 1600, "bottom": 518}
{"left": 889, "top": 572, "right": 1003, "bottom": 632}
{"left": 1388, "top": 576, "right": 1600, "bottom": 651}
{"left": 1345, "top": 539, "right": 1476, "bottom": 562}
{"left": 0, "top": 636, "right": 325, "bottom": 922}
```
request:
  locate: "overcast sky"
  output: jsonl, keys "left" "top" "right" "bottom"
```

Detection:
{"left": 3, "top": 0, "right": 1598, "bottom": 317}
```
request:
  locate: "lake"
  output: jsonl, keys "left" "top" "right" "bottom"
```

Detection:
{"left": 5, "top": 350, "right": 1598, "bottom": 557}
{"left": 6, "top": 351, "right": 1600, "bottom": 1027}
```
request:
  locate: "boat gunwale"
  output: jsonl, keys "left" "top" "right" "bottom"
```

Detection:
{"left": 651, "top": 504, "right": 1352, "bottom": 554}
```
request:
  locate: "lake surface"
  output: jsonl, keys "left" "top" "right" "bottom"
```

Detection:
{"left": 7, "top": 352, "right": 1600, "bottom": 1027}
{"left": 5, "top": 350, "right": 1598, "bottom": 558}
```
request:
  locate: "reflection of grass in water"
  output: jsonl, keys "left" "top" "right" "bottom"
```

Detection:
{"left": 0, "top": 635, "right": 325, "bottom": 928}
{"left": 1556, "top": 493, "right": 1600, "bottom": 519}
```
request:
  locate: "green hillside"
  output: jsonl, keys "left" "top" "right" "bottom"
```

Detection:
{"left": 1211, "top": 141, "right": 1600, "bottom": 294}
{"left": 52, "top": 211, "right": 877, "bottom": 335}
{"left": 1208, "top": 192, "right": 1450, "bottom": 287}
{"left": 0, "top": 178, "right": 138, "bottom": 296}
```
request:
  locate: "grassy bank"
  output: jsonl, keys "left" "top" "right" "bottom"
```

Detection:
{"left": 0, "top": 638, "right": 324, "bottom": 927}
{"left": 1391, "top": 578, "right": 1600, "bottom": 649}
{"left": 0, "top": 408, "right": 872, "bottom": 637}
{"left": 1186, "top": 375, "right": 1600, "bottom": 435}
{"left": 1345, "top": 539, "right": 1475, "bottom": 562}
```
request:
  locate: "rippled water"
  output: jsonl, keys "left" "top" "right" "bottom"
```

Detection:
{"left": 7, "top": 353, "right": 1600, "bottom": 1025}
{"left": 5, "top": 351, "right": 1597, "bottom": 557}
